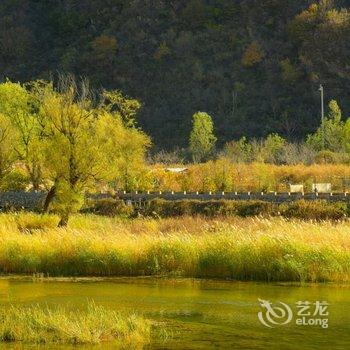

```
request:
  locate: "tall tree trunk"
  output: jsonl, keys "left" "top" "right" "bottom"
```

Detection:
{"left": 31, "top": 176, "right": 40, "bottom": 191}
{"left": 26, "top": 163, "right": 41, "bottom": 191}
{"left": 43, "top": 185, "right": 56, "bottom": 212}
{"left": 58, "top": 213, "right": 69, "bottom": 227}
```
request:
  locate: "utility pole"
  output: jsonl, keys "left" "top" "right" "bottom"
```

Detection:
{"left": 232, "top": 90, "right": 236, "bottom": 118}
{"left": 319, "top": 84, "right": 325, "bottom": 149}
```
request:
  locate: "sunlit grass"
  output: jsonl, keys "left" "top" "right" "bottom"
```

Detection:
{"left": 0, "top": 213, "right": 349, "bottom": 282}
{"left": 0, "top": 301, "right": 152, "bottom": 346}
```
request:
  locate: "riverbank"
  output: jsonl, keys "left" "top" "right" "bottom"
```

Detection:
{"left": 0, "top": 302, "right": 152, "bottom": 346}
{"left": 0, "top": 213, "right": 349, "bottom": 282}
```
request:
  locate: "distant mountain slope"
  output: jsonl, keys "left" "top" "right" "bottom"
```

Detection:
{"left": 0, "top": 0, "right": 349, "bottom": 148}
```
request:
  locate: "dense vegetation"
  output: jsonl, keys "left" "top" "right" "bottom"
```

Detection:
{"left": 0, "top": 77, "right": 150, "bottom": 225}
{"left": 127, "top": 199, "right": 349, "bottom": 221}
{"left": 1, "top": 0, "right": 350, "bottom": 148}
{"left": 138, "top": 163, "right": 350, "bottom": 193}
{"left": 1, "top": 213, "right": 349, "bottom": 282}
{"left": 2, "top": 78, "right": 350, "bottom": 226}
{"left": 0, "top": 302, "right": 152, "bottom": 345}
{"left": 2, "top": 2, "right": 350, "bottom": 225}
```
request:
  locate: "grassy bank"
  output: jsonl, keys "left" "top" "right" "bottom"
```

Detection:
{"left": 0, "top": 302, "right": 151, "bottom": 346}
{"left": 0, "top": 213, "right": 349, "bottom": 282}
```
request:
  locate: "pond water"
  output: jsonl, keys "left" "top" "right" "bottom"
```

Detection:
{"left": 0, "top": 278, "right": 349, "bottom": 349}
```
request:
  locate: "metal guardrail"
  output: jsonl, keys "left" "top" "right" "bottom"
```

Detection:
{"left": 0, "top": 191, "right": 349, "bottom": 211}
{"left": 0, "top": 191, "right": 46, "bottom": 210}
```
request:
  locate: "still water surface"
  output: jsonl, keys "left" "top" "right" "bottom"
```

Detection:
{"left": 0, "top": 278, "right": 349, "bottom": 349}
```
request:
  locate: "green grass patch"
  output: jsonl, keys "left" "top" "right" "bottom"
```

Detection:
{"left": 0, "top": 302, "right": 152, "bottom": 346}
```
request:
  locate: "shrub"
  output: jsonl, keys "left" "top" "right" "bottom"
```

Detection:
{"left": 144, "top": 199, "right": 192, "bottom": 217}
{"left": 315, "top": 150, "right": 338, "bottom": 164}
{"left": 280, "top": 200, "right": 348, "bottom": 220}
{"left": 141, "top": 199, "right": 275, "bottom": 218}
{"left": 234, "top": 201, "right": 274, "bottom": 217}
{"left": 139, "top": 199, "right": 348, "bottom": 220}
{"left": 83, "top": 198, "right": 134, "bottom": 217}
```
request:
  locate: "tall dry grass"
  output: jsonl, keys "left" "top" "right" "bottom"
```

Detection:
{"left": 0, "top": 213, "right": 349, "bottom": 282}
{"left": 150, "top": 161, "right": 350, "bottom": 192}
{"left": 0, "top": 301, "right": 151, "bottom": 346}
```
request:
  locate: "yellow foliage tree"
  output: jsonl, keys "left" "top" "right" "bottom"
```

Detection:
{"left": 242, "top": 41, "right": 265, "bottom": 67}
{"left": 35, "top": 75, "right": 150, "bottom": 226}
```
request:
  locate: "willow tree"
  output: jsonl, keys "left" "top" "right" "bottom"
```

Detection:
{"left": 0, "top": 113, "right": 17, "bottom": 182}
{"left": 38, "top": 76, "right": 150, "bottom": 226}
{"left": 95, "top": 109, "right": 151, "bottom": 192}
{"left": 36, "top": 77, "right": 95, "bottom": 225}
{"left": 0, "top": 81, "right": 44, "bottom": 190}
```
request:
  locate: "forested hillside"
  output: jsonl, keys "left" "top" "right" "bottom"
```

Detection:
{"left": 0, "top": 0, "right": 350, "bottom": 148}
